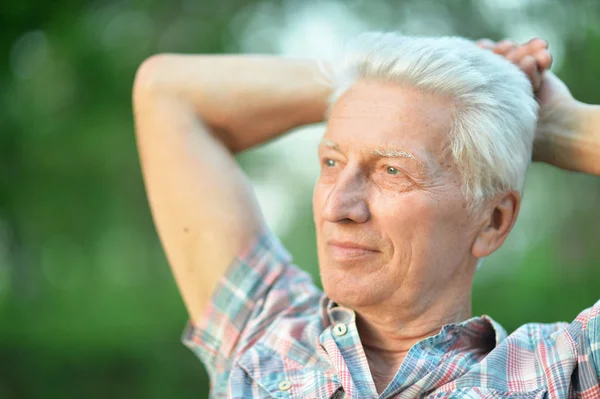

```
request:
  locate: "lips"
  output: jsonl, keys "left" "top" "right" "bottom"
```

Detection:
{"left": 327, "top": 240, "right": 379, "bottom": 260}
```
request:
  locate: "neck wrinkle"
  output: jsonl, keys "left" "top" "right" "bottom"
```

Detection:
{"left": 354, "top": 285, "right": 473, "bottom": 359}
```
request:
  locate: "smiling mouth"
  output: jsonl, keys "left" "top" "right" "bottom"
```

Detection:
{"left": 327, "top": 241, "right": 380, "bottom": 261}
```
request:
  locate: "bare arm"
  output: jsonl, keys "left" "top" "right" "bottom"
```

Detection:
{"left": 132, "top": 55, "right": 331, "bottom": 323}
{"left": 534, "top": 94, "right": 600, "bottom": 176}
{"left": 478, "top": 38, "right": 600, "bottom": 175}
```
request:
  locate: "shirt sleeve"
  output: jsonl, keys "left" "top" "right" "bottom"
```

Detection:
{"left": 181, "top": 228, "right": 322, "bottom": 379}
{"left": 567, "top": 299, "right": 600, "bottom": 383}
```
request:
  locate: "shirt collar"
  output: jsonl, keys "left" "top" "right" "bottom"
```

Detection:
{"left": 324, "top": 298, "right": 507, "bottom": 352}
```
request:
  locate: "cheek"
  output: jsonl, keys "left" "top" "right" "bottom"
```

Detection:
{"left": 313, "top": 176, "right": 335, "bottom": 204}
{"left": 368, "top": 194, "right": 422, "bottom": 257}
{"left": 374, "top": 191, "right": 432, "bottom": 227}
{"left": 372, "top": 192, "right": 444, "bottom": 253}
{"left": 312, "top": 182, "right": 327, "bottom": 223}
{"left": 404, "top": 194, "right": 472, "bottom": 256}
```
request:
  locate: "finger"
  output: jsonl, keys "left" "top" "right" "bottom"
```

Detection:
{"left": 523, "top": 59, "right": 541, "bottom": 91}
{"left": 520, "top": 55, "right": 542, "bottom": 91}
{"left": 476, "top": 39, "right": 495, "bottom": 49}
{"left": 505, "top": 38, "right": 548, "bottom": 64}
{"left": 534, "top": 49, "right": 553, "bottom": 71}
{"left": 525, "top": 37, "right": 548, "bottom": 52}
{"left": 493, "top": 40, "right": 517, "bottom": 55}
{"left": 506, "top": 47, "right": 529, "bottom": 64}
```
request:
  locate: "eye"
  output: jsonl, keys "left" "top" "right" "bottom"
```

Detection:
{"left": 386, "top": 166, "right": 399, "bottom": 175}
{"left": 325, "top": 159, "right": 337, "bottom": 167}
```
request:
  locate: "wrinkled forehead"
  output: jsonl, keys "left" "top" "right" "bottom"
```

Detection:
{"left": 326, "top": 80, "right": 456, "bottom": 163}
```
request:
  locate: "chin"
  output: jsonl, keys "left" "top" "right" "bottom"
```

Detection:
{"left": 320, "top": 266, "right": 379, "bottom": 309}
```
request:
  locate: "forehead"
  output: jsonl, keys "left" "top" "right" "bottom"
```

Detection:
{"left": 326, "top": 80, "right": 455, "bottom": 160}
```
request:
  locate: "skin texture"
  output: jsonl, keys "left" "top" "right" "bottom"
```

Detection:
{"left": 315, "top": 81, "right": 470, "bottom": 311}
{"left": 133, "top": 56, "right": 331, "bottom": 324}
{"left": 313, "top": 80, "right": 520, "bottom": 391}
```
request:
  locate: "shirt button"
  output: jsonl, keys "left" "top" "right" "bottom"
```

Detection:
{"left": 333, "top": 323, "right": 347, "bottom": 336}
{"left": 278, "top": 380, "right": 292, "bottom": 391}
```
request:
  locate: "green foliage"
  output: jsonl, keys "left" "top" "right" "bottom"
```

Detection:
{"left": 1, "top": 0, "right": 599, "bottom": 397}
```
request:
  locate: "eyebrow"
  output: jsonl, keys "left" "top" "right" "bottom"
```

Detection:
{"left": 322, "top": 139, "right": 422, "bottom": 164}
{"left": 321, "top": 139, "right": 341, "bottom": 151}
{"left": 320, "top": 139, "right": 431, "bottom": 177}
{"left": 371, "top": 148, "right": 418, "bottom": 162}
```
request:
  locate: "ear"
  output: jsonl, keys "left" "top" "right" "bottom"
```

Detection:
{"left": 472, "top": 191, "right": 520, "bottom": 258}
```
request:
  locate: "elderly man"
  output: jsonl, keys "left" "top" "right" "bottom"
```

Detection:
{"left": 132, "top": 33, "right": 600, "bottom": 398}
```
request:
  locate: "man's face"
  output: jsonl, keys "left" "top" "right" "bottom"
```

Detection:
{"left": 313, "top": 79, "right": 479, "bottom": 312}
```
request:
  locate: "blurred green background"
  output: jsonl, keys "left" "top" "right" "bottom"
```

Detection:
{"left": 2, "top": 0, "right": 600, "bottom": 397}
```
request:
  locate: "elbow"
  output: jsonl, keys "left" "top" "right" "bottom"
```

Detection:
{"left": 133, "top": 54, "right": 171, "bottom": 101}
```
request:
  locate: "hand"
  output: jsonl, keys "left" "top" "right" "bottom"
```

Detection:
{"left": 476, "top": 38, "right": 582, "bottom": 163}
{"left": 476, "top": 38, "right": 552, "bottom": 92}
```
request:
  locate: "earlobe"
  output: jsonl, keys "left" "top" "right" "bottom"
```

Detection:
{"left": 471, "top": 192, "right": 520, "bottom": 258}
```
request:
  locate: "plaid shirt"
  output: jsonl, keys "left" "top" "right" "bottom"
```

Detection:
{"left": 183, "top": 230, "right": 600, "bottom": 398}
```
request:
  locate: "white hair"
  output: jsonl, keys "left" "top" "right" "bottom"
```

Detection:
{"left": 320, "top": 32, "right": 539, "bottom": 212}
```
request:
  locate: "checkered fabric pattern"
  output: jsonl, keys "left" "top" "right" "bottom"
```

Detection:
{"left": 183, "top": 230, "right": 600, "bottom": 398}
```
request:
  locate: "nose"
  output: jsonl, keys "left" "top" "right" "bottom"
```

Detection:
{"left": 322, "top": 166, "right": 370, "bottom": 224}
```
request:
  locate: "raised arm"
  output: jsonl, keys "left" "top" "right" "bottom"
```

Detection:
{"left": 132, "top": 55, "right": 330, "bottom": 323}
{"left": 478, "top": 38, "right": 600, "bottom": 175}
{"left": 532, "top": 74, "right": 600, "bottom": 175}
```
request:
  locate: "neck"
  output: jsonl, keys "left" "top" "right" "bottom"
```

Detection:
{"left": 357, "top": 301, "right": 472, "bottom": 355}
{"left": 353, "top": 284, "right": 473, "bottom": 393}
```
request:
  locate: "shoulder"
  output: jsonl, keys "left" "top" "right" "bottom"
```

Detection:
{"left": 565, "top": 298, "right": 600, "bottom": 345}
{"left": 506, "top": 320, "right": 571, "bottom": 351}
{"left": 495, "top": 299, "right": 600, "bottom": 358}
{"left": 476, "top": 303, "right": 600, "bottom": 395}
